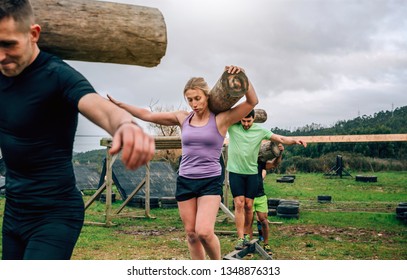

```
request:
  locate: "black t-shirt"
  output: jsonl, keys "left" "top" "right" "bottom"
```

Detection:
{"left": 0, "top": 51, "right": 95, "bottom": 208}
{"left": 256, "top": 161, "right": 266, "bottom": 197}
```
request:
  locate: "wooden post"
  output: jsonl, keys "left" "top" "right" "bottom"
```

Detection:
{"left": 144, "top": 162, "right": 151, "bottom": 218}
{"left": 31, "top": 0, "right": 167, "bottom": 67}
{"left": 208, "top": 70, "right": 249, "bottom": 114}
{"left": 105, "top": 148, "right": 114, "bottom": 226}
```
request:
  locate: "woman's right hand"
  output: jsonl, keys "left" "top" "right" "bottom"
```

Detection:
{"left": 224, "top": 65, "right": 245, "bottom": 74}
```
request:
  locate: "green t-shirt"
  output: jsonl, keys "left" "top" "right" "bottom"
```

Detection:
{"left": 227, "top": 123, "right": 273, "bottom": 174}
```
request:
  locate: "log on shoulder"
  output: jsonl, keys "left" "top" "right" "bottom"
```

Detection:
{"left": 208, "top": 70, "right": 249, "bottom": 114}
{"left": 32, "top": 0, "right": 167, "bottom": 67}
{"left": 258, "top": 141, "right": 281, "bottom": 163}
{"left": 254, "top": 109, "right": 267, "bottom": 123}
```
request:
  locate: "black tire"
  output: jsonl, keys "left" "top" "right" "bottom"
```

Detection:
{"left": 317, "top": 195, "right": 332, "bottom": 203}
{"left": 283, "top": 175, "right": 296, "bottom": 179}
{"left": 355, "top": 175, "right": 378, "bottom": 182}
{"left": 127, "top": 196, "right": 143, "bottom": 207}
{"left": 141, "top": 196, "right": 159, "bottom": 204}
{"left": 161, "top": 203, "right": 178, "bottom": 209}
{"left": 161, "top": 197, "right": 177, "bottom": 204}
{"left": 100, "top": 193, "right": 116, "bottom": 203}
{"left": 396, "top": 212, "right": 406, "bottom": 220}
{"left": 268, "top": 208, "right": 277, "bottom": 216}
{"left": 276, "top": 177, "right": 295, "bottom": 183}
{"left": 276, "top": 213, "right": 299, "bottom": 219}
{"left": 279, "top": 199, "right": 300, "bottom": 206}
{"left": 277, "top": 204, "right": 299, "bottom": 214}
{"left": 161, "top": 196, "right": 178, "bottom": 209}
{"left": 267, "top": 198, "right": 280, "bottom": 207}
{"left": 141, "top": 197, "right": 160, "bottom": 208}
{"left": 398, "top": 202, "right": 407, "bottom": 207}
{"left": 396, "top": 206, "right": 407, "bottom": 214}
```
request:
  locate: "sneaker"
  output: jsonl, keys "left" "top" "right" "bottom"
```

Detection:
{"left": 243, "top": 234, "right": 251, "bottom": 246}
{"left": 235, "top": 238, "right": 245, "bottom": 250}
{"left": 263, "top": 244, "right": 273, "bottom": 255}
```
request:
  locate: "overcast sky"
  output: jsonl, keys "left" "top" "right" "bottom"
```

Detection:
{"left": 69, "top": 0, "right": 407, "bottom": 152}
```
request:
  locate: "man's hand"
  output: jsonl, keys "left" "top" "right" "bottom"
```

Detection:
{"left": 109, "top": 122, "right": 155, "bottom": 170}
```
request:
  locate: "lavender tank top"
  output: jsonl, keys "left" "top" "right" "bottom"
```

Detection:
{"left": 179, "top": 112, "right": 224, "bottom": 179}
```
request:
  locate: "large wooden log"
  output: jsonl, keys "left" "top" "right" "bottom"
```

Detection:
{"left": 31, "top": 0, "right": 167, "bottom": 67}
{"left": 208, "top": 70, "right": 249, "bottom": 114}
{"left": 254, "top": 109, "right": 267, "bottom": 123}
{"left": 258, "top": 141, "right": 281, "bottom": 163}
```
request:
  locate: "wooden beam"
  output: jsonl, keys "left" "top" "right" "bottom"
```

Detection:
{"left": 290, "top": 134, "right": 407, "bottom": 143}
{"left": 101, "top": 134, "right": 407, "bottom": 152}
{"left": 32, "top": 0, "right": 167, "bottom": 67}
{"left": 223, "top": 134, "right": 407, "bottom": 145}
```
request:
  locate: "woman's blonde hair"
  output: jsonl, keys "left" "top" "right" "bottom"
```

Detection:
{"left": 183, "top": 77, "right": 210, "bottom": 97}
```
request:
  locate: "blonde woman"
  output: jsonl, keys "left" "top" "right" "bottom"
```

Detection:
{"left": 108, "top": 66, "right": 258, "bottom": 259}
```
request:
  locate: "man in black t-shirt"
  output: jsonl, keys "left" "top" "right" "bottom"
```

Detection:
{"left": 0, "top": 0, "right": 155, "bottom": 260}
{"left": 252, "top": 144, "right": 284, "bottom": 255}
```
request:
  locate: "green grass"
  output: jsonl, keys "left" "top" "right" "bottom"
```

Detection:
{"left": 0, "top": 171, "right": 406, "bottom": 260}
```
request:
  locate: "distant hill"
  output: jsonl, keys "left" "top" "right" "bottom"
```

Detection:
{"left": 272, "top": 105, "right": 407, "bottom": 136}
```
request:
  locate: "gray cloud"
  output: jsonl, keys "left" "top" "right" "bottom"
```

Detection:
{"left": 68, "top": 0, "right": 407, "bottom": 152}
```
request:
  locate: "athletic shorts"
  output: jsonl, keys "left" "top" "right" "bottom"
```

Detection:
{"left": 253, "top": 195, "right": 268, "bottom": 213}
{"left": 2, "top": 198, "right": 84, "bottom": 260}
{"left": 176, "top": 175, "right": 223, "bottom": 202}
{"left": 228, "top": 172, "right": 258, "bottom": 199}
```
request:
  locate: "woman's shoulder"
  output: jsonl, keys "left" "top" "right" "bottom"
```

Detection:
{"left": 177, "top": 110, "right": 192, "bottom": 125}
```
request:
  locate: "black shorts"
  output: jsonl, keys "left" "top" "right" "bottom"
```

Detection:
{"left": 2, "top": 198, "right": 84, "bottom": 260}
{"left": 229, "top": 172, "right": 258, "bottom": 199}
{"left": 176, "top": 175, "right": 223, "bottom": 202}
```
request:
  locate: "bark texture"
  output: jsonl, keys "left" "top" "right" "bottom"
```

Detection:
{"left": 254, "top": 109, "right": 267, "bottom": 123}
{"left": 258, "top": 141, "right": 282, "bottom": 163}
{"left": 32, "top": 0, "right": 167, "bottom": 67}
{"left": 208, "top": 70, "right": 249, "bottom": 114}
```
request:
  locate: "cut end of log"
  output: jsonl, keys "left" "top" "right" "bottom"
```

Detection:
{"left": 220, "top": 71, "right": 249, "bottom": 97}
{"left": 254, "top": 109, "right": 267, "bottom": 123}
{"left": 258, "top": 141, "right": 282, "bottom": 163}
{"left": 208, "top": 70, "right": 249, "bottom": 114}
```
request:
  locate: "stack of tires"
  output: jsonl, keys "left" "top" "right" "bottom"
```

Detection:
{"left": 317, "top": 195, "right": 332, "bottom": 203}
{"left": 267, "top": 198, "right": 280, "bottom": 216}
{"left": 276, "top": 175, "right": 295, "bottom": 183}
{"left": 276, "top": 199, "right": 300, "bottom": 219}
{"left": 396, "top": 202, "right": 407, "bottom": 224}
{"left": 160, "top": 196, "right": 178, "bottom": 209}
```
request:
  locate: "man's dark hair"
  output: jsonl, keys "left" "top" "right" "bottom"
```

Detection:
{"left": 0, "top": 0, "right": 34, "bottom": 31}
{"left": 245, "top": 109, "right": 255, "bottom": 119}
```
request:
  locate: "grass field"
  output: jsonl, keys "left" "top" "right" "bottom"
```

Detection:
{"left": 0, "top": 171, "right": 406, "bottom": 260}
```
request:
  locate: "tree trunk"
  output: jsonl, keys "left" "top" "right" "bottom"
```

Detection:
{"left": 254, "top": 109, "right": 267, "bottom": 123}
{"left": 31, "top": 0, "right": 167, "bottom": 67}
{"left": 208, "top": 70, "right": 249, "bottom": 114}
{"left": 258, "top": 141, "right": 281, "bottom": 163}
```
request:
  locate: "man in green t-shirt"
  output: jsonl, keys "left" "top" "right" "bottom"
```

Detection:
{"left": 227, "top": 110, "right": 307, "bottom": 249}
